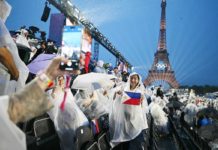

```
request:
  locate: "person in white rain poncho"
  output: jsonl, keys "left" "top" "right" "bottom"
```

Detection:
{"left": 15, "top": 29, "right": 31, "bottom": 49}
{"left": 149, "top": 97, "right": 169, "bottom": 134}
{"left": 183, "top": 101, "right": 198, "bottom": 126}
{"left": 110, "top": 72, "right": 148, "bottom": 150}
{"left": 188, "top": 89, "right": 196, "bottom": 102}
{"left": 0, "top": 0, "right": 29, "bottom": 95}
{"left": 93, "top": 60, "right": 106, "bottom": 74}
{"left": 75, "top": 89, "right": 108, "bottom": 120}
{"left": 0, "top": 56, "right": 72, "bottom": 150}
{"left": 47, "top": 76, "right": 89, "bottom": 150}
{"left": 95, "top": 88, "right": 115, "bottom": 114}
{"left": 72, "top": 72, "right": 117, "bottom": 121}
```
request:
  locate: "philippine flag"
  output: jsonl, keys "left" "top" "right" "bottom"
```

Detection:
{"left": 122, "top": 91, "right": 141, "bottom": 105}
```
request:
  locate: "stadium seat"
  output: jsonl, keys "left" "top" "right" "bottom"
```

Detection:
{"left": 82, "top": 141, "right": 100, "bottom": 150}
{"left": 97, "top": 114, "right": 109, "bottom": 132}
{"left": 75, "top": 126, "right": 95, "bottom": 150}
{"left": 97, "top": 132, "right": 111, "bottom": 150}
{"left": 33, "top": 117, "right": 60, "bottom": 150}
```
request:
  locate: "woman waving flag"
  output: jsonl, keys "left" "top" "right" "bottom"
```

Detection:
{"left": 110, "top": 72, "right": 148, "bottom": 150}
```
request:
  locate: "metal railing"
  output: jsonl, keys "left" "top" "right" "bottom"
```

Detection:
{"left": 46, "top": 0, "right": 132, "bottom": 68}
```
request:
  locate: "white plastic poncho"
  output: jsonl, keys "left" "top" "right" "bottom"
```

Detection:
{"left": 184, "top": 103, "right": 198, "bottom": 125}
{"left": 150, "top": 103, "right": 168, "bottom": 127}
{"left": 188, "top": 89, "right": 196, "bottom": 103}
{"left": 0, "top": 0, "right": 11, "bottom": 23}
{"left": 149, "top": 97, "right": 168, "bottom": 133}
{"left": 95, "top": 88, "right": 115, "bottom": 115}
{"left": 47, "top": 88, "right": 89, "bottom": 150}
{"left": 152, "top": 96, "right": 168, "bottom": 109}
{"left": 109, "top": 72, "right": 148, "bottom": 147}
{"left": 143, "top": 93, "right": 149, "bottom": 114}
{"left": 16, "top": 30, "right": 31, "bottom": 49}
{"left": 0, "top": 96, "right": 26, "bottom": 150}
{"left": 75, "top": 90, "right": 108, "bottom": 120}
{"left": 0, "top": 0, "right": 11, "bottom": 95}
{"left": 0, "top": 4, "right": 29, "bottom": 95}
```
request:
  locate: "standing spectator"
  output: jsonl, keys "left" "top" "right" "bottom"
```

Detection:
{"left": 156, "top": 85, "right": 163, "bottom": 98}
{"left": 93, "top": 60, "right": 106, "bottom": 73}
{"left": 44, "top": 40, "right": 57, "bottom": 54}
{"left": 15, "top": 29, "right": 30, "bottom": 48}
{"left": 0, "top": 0, "right": 29, "bottom": 95}
{"left": 81, "top": 28, "right": 92, "bottom": 73}
{"left": 30, "top": 41, "right": 46, "bottom": 62}
{"left": 113, "top": 66, "right": 122, "bottom": 82}
{"left": 0, "top": 57, "right": 75, "bottom": 150}
{"left": 0, "top": 47, "right": 19, "bottom": 94}
{"left": 110, "top": 72, "right": 148, "bottom": 150}
{"left": 121, "top": 70, "right": 129, "bottom": 82}
{"left": 169, "top": 92, "right": 179, "bottom": 101}
{"left": 15, "top": 29, "right": 31, "bottom": 64}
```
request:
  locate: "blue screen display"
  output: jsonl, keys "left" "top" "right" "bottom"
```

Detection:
{"left": 61, "top": 26, "right": 82, "bottom": 59}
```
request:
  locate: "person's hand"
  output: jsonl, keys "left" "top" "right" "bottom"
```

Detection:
{"left": 82, "top": 98, "right": 93, "bottom": 108}
{"left": 116, "top": 90, "right": 123, "bottom": 95}
{"left": 103, "top": 90, "right": 107, "bottom": 96}
{"left": 140, "top": 94, "right": 144, "bottom": 104}
{"left": 44, "top": 57, "right": 80, "bottom": 80}
{"left": 113, "top": 90, "right": 123, "bottom": 100}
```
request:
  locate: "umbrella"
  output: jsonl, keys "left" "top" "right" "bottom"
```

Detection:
{"left": 166, "top": 100, "right": 184, "bottom": 109}
{"left": 198, "top": 124, "right": 218, "bottom": 141}
{"left": 27, "top": 54, "right": 56, "bottom": 74}
{"left": 71, "top": 72, "right": 116, "bottom": 91}
{"left": 197, "top": 108, "right": 218, "bottom": 120}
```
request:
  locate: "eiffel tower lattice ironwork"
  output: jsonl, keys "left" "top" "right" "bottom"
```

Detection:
{"left": 144, "top": 0, "right": 179, "bottom": 88}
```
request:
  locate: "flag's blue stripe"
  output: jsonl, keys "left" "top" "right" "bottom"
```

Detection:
{"left": 125, "top": 91, "right": 141, "bottom": 99}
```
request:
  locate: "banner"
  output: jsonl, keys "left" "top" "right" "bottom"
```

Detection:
{"left": 49, "top": 13, "right": 65, "bottom": 46}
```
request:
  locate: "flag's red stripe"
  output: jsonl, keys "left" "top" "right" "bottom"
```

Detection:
{"left": 123, "top": 98, "right": 141, "bottom": 105}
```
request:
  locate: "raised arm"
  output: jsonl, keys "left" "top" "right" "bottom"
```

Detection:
{"left": 7, "top": 57, "right": 78, "bottom": 123}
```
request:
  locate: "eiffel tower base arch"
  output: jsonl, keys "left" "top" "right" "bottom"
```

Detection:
{"left": 144, "top": 71, "right": 179, "bottom": 88}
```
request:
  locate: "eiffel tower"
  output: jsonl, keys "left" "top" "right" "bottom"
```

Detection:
{"left": 144, "top": 0, "right": 179, "bottom": 88}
